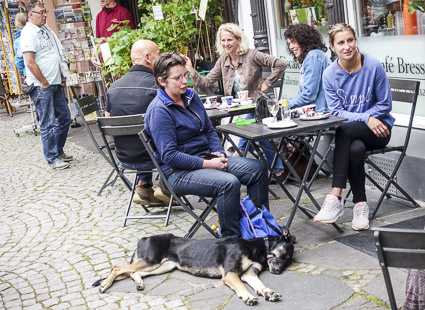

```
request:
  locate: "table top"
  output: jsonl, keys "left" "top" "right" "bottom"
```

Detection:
{"left": 216, "top": 116, "right": 346, "bottom": 141}
{"left": 207, "top": 105, "right": 256, "bottom": 121}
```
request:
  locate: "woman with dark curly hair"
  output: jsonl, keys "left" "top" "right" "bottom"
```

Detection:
{"left": 284, "top": 24, "right": 330, "bottom": 112}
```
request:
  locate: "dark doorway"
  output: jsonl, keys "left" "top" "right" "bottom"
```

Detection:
{"left": 118, "top": 0, "right": 143, "bottom": 28}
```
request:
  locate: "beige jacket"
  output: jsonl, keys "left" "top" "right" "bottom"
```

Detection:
{"left": 190, "top": 49, "right": 287, "bottom": 100}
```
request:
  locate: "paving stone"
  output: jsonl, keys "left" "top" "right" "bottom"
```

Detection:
{"left": 362, "top": 268, "right": 407, "bottom": 308}
{"left": 129, "top": 303, "right": 149, "bottom": 310}
{"left": 335, "top": 295, "right": 384, "bottom": 309}
{"left": 296, "top": 241, "right": 381, "bottom": 270}
{"left": 165, "top": 299, "right": 184, "bottom": 308}
{"left": 147, "top": 297, "right": 167, "bottom": 307}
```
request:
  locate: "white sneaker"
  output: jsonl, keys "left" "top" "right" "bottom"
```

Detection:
{"left": 49, "top": 159, "right": 70, "bottom": 170}
{"left": 314, "top": 194, "right": 344, "bottom": 224}
{"left": 352, "top": 202, "right": 369, "bottom": 231}
{"left": 58, "top": 152, "right": 74, "bottom": 162}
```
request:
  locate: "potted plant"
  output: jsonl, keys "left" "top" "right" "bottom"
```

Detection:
{"left": 138, "top": 0, "right": 223, "bottom": 69}
{"left": 96, "top": 0, "right": 224, "bottom": 86}
{"left": 407, "top": 0, "right": 425, "bottom": 13}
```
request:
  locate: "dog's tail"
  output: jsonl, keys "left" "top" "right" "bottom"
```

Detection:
{"left": 92, "top": 278, "right": 106, "bottom": 287}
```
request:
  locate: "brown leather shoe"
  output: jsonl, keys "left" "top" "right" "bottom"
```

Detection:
{"left": 133, "top": 186, "right": 163, "bottom": 205}
{"left": 154, "top": 181, "right": 174, "bottom": 205}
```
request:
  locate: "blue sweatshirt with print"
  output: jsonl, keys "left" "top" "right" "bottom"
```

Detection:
{"left": 323, "top": 53, "right": 395, "bottom": 127}
{"left": 145, "top": 87, "right": 224, "bottom": 172}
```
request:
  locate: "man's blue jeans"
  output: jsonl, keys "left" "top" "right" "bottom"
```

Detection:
{"left": 166, "top": 156, "right": 269, "bottom": 238}
{"left": 30, "top": 85, "right": 71, "bottom": 164}
{"left": 238, "top": 113, "right": 284, "bottom": 172}
{"left": 119, "top": 160, "right": 155, "bottom": 184}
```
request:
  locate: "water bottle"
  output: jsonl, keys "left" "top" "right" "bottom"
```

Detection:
{"left": 281, "top": 95, "right": 290, "bottom": 123}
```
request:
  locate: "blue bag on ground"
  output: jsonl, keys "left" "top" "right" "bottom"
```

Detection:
{"left": 239, "top": 195, "right": 282, "bottom": 239}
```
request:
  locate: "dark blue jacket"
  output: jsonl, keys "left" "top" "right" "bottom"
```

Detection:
{"left": 107, "top": 65, "right": 157, "bottom": 163}
{"left": 145, "top": 87, "right": 224, "bottom": 172}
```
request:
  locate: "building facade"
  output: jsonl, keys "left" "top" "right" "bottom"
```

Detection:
{"left": 237, "top": 0, "right": 425, "bottom": 199}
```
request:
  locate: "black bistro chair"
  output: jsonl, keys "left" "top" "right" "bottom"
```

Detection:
{"left": 345, "top": 79, "right": 421, "bottom": 219}
{"left": 373, "top": 227, "right": 425, "bottom": 310}
{"left": 97, "top": 114, "right": 172, "bottom": 227}
{"left": 138, "top": 127, "right": 218, "bottom": 238}
{"left": 75, "top": 95, "right": 118, "bottom": 196}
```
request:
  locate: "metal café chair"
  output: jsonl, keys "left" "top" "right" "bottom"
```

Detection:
{"left": 345, "top": 79, "right": 421, "bottom": 219}
{"left": 138, "top": 127, "right": 218, "bottom": 238}
{"left": 97, "top": 114, "right": 174, "bottom": 227}
{"left": 373, "top": 227, "right": 425, "bottom": 310}
{"left": 75, "top": 95, "right": 119, "bottom": 196}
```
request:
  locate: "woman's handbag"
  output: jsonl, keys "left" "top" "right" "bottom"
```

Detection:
{"left": 239, "top": 195, "right": 281, "bottom": 239}
{"left": 283, "top": 139, "right": 318, "bottom": 181}
{"left": 254, "top": 94, "right": 272, "bottom": 122}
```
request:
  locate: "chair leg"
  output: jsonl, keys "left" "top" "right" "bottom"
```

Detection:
{"left": 370, "top": 177, "right": 420, "bottom": 219}
{"left": 185, "top": 197, "right": 217, "bottom": 238}
{"left": 109, "top": 173, "right": 120, "bottom": 187}
{"left": 343, "top": 187, "right": 352, "bottom": 205}
{"left": 381, "top": 265, "right": 398, "bottom": 310}
{"left": 97, "top": 168, "right": 116, "bottom": 196}
{"left": 164, "top": 194, "right": 174, "bottom": 226}
{"left": 367, "top": 157, "right": 420, "bottom": 219}
{"left": 123, "top": 174, "right": 146, "bottom": 227}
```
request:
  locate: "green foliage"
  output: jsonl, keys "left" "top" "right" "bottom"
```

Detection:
{"left": 408, "top": 0, "right": 425, "bottom": 13}
{"left": 139, "top": 0, "right": 198, "bottom": 53}
{"left": 138, "top": 0, "right": 223, "bottom": 55}
{"left": 95, "top": 0, "right": 223, "bottom": 85}
{"left": 95, "top": 25, "right": 146, "bottom": 85}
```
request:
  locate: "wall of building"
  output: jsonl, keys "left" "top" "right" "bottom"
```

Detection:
{"left": 265, "top": 0, "right": 425, "bottom": 200}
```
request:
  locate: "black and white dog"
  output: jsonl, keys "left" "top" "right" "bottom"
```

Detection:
{"left": 93, "top": 228, "right": 294, "bottom": 305}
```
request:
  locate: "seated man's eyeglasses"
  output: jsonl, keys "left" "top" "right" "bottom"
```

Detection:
{"left": 169, "top": 72, "right": 189, "bottom": 82}
{"left": 32, "top": 10, "right": 49, "bottom": 15}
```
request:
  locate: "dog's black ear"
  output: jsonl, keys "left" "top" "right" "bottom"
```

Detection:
{"left": 280, "top": 226, "right": 296, "bottom": 243}
{"left": 280, "top": 226, "right": 290, "bottom": 238}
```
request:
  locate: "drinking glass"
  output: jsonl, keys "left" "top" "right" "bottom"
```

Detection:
{"left": 267, "top": 99, "right": 279, "bottom": 122}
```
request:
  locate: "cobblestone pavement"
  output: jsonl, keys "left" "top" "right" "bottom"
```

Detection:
{"left": 1, "top": 108, "right": 424, "bottom": 310}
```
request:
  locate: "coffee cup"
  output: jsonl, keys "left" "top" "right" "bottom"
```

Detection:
{"left": 237, "top": 90, "right": 249, "bottom": 101}
{"left": 221, "top": 96, "right": 233, "bottom": 106}
{"left": 206, "top": 96, "right": 217, "bottom": 107}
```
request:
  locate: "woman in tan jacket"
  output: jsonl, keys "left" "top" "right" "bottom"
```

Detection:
{"left": 183, "top": 23, "right": 287, "bottom": 181}
{"left": 184, "top": 23, "right": 286, "bottom": 100}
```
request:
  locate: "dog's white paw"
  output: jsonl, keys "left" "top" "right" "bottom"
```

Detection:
{"left": 263, "top": 288, "right": 281, "bottom": 302}
{"left": 99, "top": 283, "right": 108, "bottom": 294}
{"left": 135, "top": 282, "right": 145, "bottom": 291}
{"left": 243, "top": 295, "right": 258, "bottom": 306}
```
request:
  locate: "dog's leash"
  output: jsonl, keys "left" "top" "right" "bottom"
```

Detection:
{"left": 240, "top": 201, "right": 258, "bottom": 238}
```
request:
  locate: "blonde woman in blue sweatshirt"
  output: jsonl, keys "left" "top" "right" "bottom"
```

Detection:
{"left": 314, "top": 23, "right": 394, "bottom": 231}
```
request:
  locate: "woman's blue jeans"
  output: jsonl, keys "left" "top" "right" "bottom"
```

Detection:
{"left": 166, "top": 156, "right": 269, "bottom": 238}
{"left": 30, "top": 85, "right": 71, "bottom": 164}
{"left": 238, "top": 113, "right": 284, "bottom": 172}
{"left": 119, "top": 160, "right": 155, "bottom": 184}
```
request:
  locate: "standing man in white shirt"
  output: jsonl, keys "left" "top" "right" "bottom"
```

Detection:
{"left": 21, "top": 1, "right": 73, "bottom": 170}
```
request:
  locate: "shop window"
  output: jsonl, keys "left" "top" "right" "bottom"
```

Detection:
{"left": 277, "top": 0, "right": 329, "bottom": 29}
{"left": 357, "top": 0, "right": 425, "bottom": 36}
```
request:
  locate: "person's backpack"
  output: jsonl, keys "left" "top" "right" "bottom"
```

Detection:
{"left": 239, "top": 195, "right": 282, "bottom": 239}
{"left": 254, "top": 94, "right": 272, "bottom": 122}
